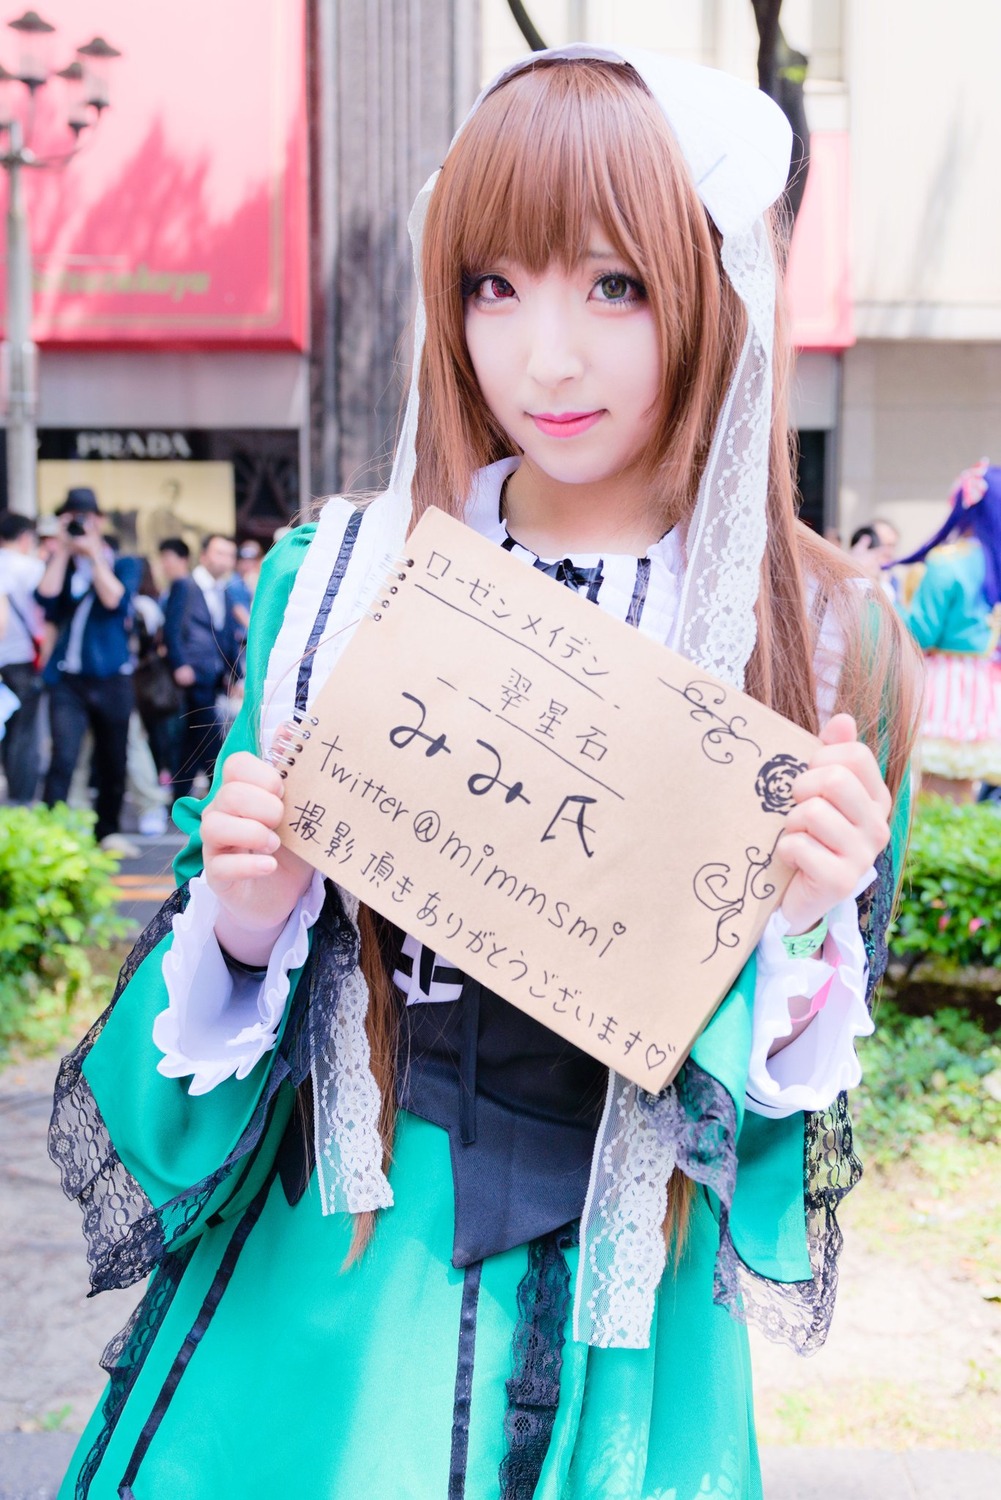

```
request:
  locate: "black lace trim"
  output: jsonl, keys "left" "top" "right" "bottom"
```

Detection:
{"left": 857, "top": 844, "right": 893, "bottom": 994}
{"left": 49, "top": 888, "right": 189, "bottom": 1295}
{"left": 74, "top": 1245, "right": 194, "bottom": 1500}
{"left": 727, "top": 844, "right": 897, "bottom": 1352}
{"left": 499, "top": 1224, "right": 577, "bottom": 1499}
{"left": 46, "top": 880, "right": 362, "bottom": 1496}
{"left": 638, "top": 845, "right": 897, "bottom": 1354}
{"left": 49, "top": 881, "right": 359, "bottom": 1298}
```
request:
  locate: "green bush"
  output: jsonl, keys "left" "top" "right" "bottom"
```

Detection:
{"left": 0, "top": 803, "right": 129, "bottom": 1060}
{"left": 856, "top": 1000, "right": 1001, "bottom": 1161}
{"left": 891, "top": 797, "right": 1001, "bottom": 970}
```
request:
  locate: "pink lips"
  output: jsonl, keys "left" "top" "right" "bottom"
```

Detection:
{"left": 531, "top": 410, "right": 603, "bottom": 439}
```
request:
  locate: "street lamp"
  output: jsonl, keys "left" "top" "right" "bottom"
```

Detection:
{"left": 0, "top": 11, "right": 121, "bottom": 517}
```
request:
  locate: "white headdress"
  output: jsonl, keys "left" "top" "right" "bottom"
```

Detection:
{"left": 393, "top": 43, "right": 791, "bottom": 689}
{"left": 263, "top": 44, "right": 792, "bottom": 1349}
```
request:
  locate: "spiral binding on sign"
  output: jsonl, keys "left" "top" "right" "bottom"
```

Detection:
{"left": 268, "top": 553, "right": 415, "bottom": 775}
{"left": 270, "top": 709, "right": 319, "bottom": 777}
{"left": 363, "top": 551, "right": 415, "bottom": 622}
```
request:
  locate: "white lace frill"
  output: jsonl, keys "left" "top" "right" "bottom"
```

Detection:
{"left": 153, "top": 870, "right": 326, "bottom": 1096}
{"left": 573, "top": 1071, "right": 676, "bottom": 1349}
{"left": 311, "top": 887, "right": 395, "bottom": 1216}
{"left": 746, "top": 876, "right": 876, "bottom": 1120}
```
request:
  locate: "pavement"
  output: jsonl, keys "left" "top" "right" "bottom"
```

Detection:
{"left": 2, "top": 828, "right": 1000, "bottom": 1498}
{"left": 3, "top": 1435, "right": 1000, "bottom": 1500}
{"left": 106, "top": 827, "right": 184, "bottom": 934}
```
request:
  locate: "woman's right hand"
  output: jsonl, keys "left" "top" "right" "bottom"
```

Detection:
{"left": 202, "top": 751, "right": 315, "bottom": 966}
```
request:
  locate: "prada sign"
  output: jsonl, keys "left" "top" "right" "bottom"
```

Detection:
{"left": 51, "top": 429, "right": 196, "bottom": 461}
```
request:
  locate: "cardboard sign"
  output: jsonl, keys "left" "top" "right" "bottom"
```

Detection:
{"left": 277, "top": 507, "right": 819, "bottom": 1091}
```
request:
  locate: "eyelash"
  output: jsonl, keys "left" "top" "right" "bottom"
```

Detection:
{"left": 461, "top": 271, "right": 647, "bottom": 306}
{"left": 592, "top": 272, "right": 646, "bottom": 306}
{"left": 461, "top": 272, "right": 514, "bottom": 304}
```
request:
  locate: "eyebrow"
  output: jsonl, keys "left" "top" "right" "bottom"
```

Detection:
{"left": 587, "top": 247, "right": 618, "bottom": 259}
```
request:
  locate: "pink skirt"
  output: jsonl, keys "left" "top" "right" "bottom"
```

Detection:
{"left": 921, "top": 652, "right": 1001, "bottom": 781}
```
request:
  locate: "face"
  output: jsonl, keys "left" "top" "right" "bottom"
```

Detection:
{"left": 463, "top": 231, "right": 661, "bottom": 508}
{"left": 201, "top": 537, "right": 237, "bottom": 579}
{"left": 873, "top": 521, "right": 900, "bottom": 567}
{"left": 159, "top": 549, "right": 189, "bottom": 583}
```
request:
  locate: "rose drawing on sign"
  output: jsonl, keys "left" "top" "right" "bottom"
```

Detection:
{"left": 755, "top": 754, "right": 807, "bottom": 815}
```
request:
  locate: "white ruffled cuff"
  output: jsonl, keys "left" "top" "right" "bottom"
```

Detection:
{"left": 153, "top": 870, "right": 327, "bottom": 1096}
{"left": 745, "top": 868, "right": 876, "bottom": 1120}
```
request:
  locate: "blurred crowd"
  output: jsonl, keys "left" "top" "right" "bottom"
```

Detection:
{"left": 0, "top": 485, "right": 278, "bottom": 854}
{"left": 834, "top": 465, "right": 1001, "bottom": 806}
{"left": 3, "top": 466, "right": 1001, "bottom": 844}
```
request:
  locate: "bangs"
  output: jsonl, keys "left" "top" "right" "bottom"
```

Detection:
{"left": 439, "top": 61, "right": 671, "bottom": 278}
{"left": 417, "top": 55, "right": 739, "bottom": 543}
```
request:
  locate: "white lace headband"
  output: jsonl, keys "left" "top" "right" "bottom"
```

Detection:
{"left": 391, "top": 43, "right": 792, "bottom": 692}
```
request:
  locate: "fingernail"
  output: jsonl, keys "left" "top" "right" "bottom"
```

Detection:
{"left": 267, "top": 833, "right": 281, "bottom": 853}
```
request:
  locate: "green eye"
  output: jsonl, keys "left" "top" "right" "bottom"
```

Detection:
{"left": 594, "top": 272, "right": 644, "bottom": 304}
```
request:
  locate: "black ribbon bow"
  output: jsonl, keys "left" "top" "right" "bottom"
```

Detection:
{"left": 532, "top": 556, "right": 603, "bottom": 593}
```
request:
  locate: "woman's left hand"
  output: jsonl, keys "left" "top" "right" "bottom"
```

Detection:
{"left": 776, "top": 713, "right": 892, "bottom": 937}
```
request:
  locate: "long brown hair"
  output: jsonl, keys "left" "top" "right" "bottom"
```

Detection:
{"left": 351, "top": 58, "right": 920, "bottom": 1256}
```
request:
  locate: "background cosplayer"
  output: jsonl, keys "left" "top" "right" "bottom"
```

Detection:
{"left": 49, "top": 45, "right": 918, "bottom": 1500}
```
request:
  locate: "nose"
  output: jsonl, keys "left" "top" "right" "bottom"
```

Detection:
{"left": 524, "top": 295, "right": 585, "bottom": 389}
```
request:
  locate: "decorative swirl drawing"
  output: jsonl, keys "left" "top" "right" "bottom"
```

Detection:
{"left": 693, "top": 830, "right": 783, "bottom": 962}
{"left": 755, "top": 753, "right": 808, "bottom": 814}
{"left": 658, "top": 677, "right": 761, "bottom": 764}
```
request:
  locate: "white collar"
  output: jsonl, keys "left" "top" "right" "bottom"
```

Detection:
{"left": 193, "top": 564, "right": 223, "bottom": 592}
{"left": 465, "top": 457, "right": 684, "bottom": 574}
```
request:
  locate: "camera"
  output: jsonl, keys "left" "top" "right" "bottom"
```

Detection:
{"left": 66, "top": 519, "right": 86, "bottom": 537}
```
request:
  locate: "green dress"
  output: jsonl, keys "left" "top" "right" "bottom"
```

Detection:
{"left": 50, "top": 525, "right": 905, "bottom": 1500}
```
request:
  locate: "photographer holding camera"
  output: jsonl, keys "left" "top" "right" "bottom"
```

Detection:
{"left": 35, "top": 487, "right": 141, "bottom": 848}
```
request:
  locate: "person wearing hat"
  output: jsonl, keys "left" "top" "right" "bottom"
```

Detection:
{"left": 35, "top": 487, "right": 142, "bottom": 847}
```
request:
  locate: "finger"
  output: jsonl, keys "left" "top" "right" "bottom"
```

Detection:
{"left": 783, "top": 795, "right": 889, "bottom": 861}
{"left": 210, "top": 781, "right": 286, "bottom": 828}
{"left": 207, "top": 852, "right": 278, "bottom": 884}
{"left": 221, "top": 751, "right": 284, "bottom": 797}
{"left": 819, "top": 712, "right": 857, "bottom": 747}
{"left": 202, "top": 812, "right": 281, "bottom": 857}
{"left": 776, "top": 833, "right": 855, "bottom": 901}
{"left": 797, "top": 742, "right": 891, "bottom": 812}
{"left": 790, "top": 761, "right": 890, "bottom": 827}
{"left": 782, "top": 797, "right": 857, "bottom": 857}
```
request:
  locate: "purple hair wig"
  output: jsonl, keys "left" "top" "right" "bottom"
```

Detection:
{"left": 892, "top": 464, "right": 1001, "bottom": 608}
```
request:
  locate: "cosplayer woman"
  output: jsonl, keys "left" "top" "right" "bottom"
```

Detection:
{"left": 895, "top": 460, "right": 1001, "bottom": 801}
{"left": 51, "top": 48, "right": 919, "bottom": 1500}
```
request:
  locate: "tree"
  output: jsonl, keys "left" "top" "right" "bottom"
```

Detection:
{"left": 506, "top": 0, "right": 546, "bottom": 51}
{"left": 750, "top": 0, "right": 811, "bottom": 223}
{"left": 505, "top": 1, "right": 811, "bottom": 224}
